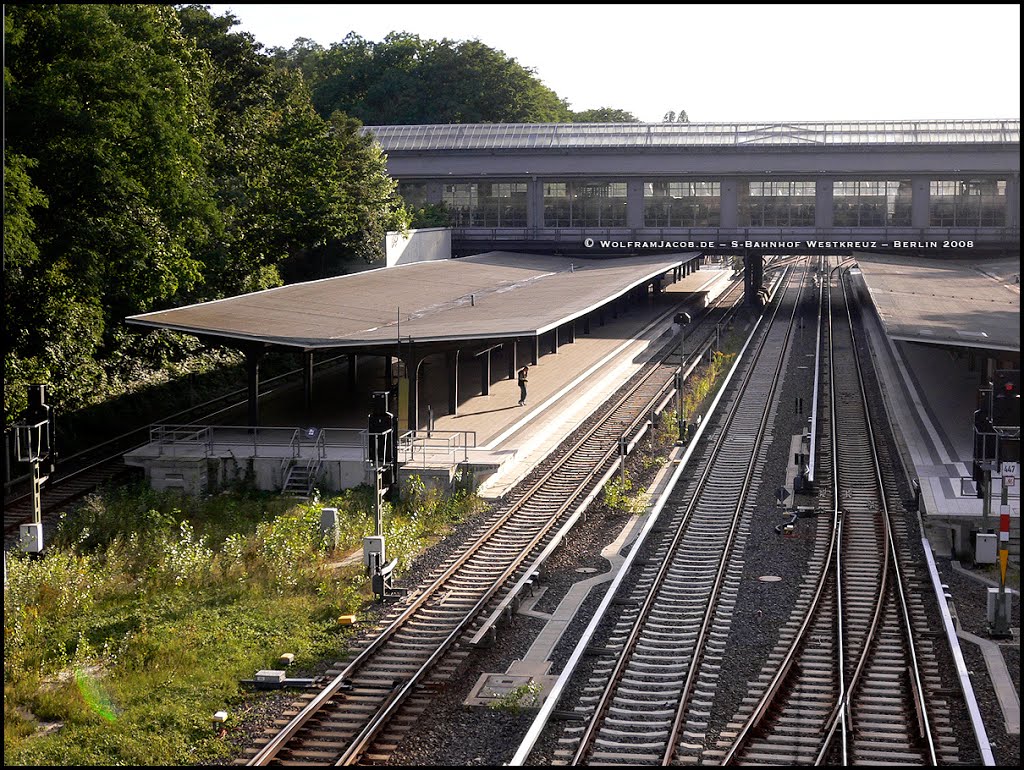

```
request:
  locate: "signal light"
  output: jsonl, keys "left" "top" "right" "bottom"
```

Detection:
{"left": 992, "top": 370, "right": 1020, "bottom": 428}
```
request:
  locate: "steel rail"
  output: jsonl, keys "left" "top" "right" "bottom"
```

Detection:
{"left": 562, "top": 264, "right": 803, "bottom": 765}
{"left": 244, "top": 287, "right": 744, "bottom": 766}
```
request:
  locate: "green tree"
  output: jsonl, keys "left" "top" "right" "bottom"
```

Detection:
{"left": 178, "top": 7, "right": 408, "bottom": 286}
{"left": 286, "top": 32, "right": 574, "bottom": 125}
{"left": 4, "top": 3, "right": 218, "bottom": 416}
{"left": 408, "top": 202, "right": 454, "bottom": 229}
{"left": 3, "top": 5, "right": 410, "bottom": 421}
{"left": 573, "top": 107, "right": 641, "bottom": 123}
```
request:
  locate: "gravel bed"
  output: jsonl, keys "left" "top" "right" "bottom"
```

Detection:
{"left": 704, "top": 284, "right": 819, "bottom": 745}
{"left": 387, "top": 444, "right": 667, "bottom": 766}
{"left": 932, "top": 555, "right": 1020, "bottom": 767}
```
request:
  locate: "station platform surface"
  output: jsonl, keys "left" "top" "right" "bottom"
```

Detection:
{"left": 855, "top": 252, "right": 1020, "bottom": 352}
{"left": 856, "top": 270, "right": 1021, "bottom": 558}
{"left": 254, "top": 266, "right": 735, "bottom": 497}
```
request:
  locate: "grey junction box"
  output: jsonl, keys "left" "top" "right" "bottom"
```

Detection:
{"left": 975, "top": 532, "right": 998, "bottom": 565}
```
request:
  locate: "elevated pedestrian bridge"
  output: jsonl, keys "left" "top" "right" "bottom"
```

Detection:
{"left": 365, "top": 119, "right": 1019, "bottom": 257}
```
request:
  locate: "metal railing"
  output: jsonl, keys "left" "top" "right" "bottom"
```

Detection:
{"left": 397, "top": 430, "right": 477, "bottom": 467}
{"left": 147, "top": 424, "right": 365, "bottom": 459}
{"left": 452, "top": 224, "right": 1020, "bottom": 245}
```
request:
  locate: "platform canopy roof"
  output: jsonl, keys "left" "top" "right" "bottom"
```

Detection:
{"left": 364, "top": 119, "right": 1020, "bottom": 152}
{"left": 127, "top": 252, "right": 695, "bottom": 350}
{"left": 854, "top": 253, "right": 1020, "bottom": 353}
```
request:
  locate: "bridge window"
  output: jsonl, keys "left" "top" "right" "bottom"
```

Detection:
{"left": 544, "top": 181, "right": 627, "bottom": 227}
{"left": 833, "top": 180, "right": 912, "bottom": 227}
{"left": 644, "top": 181, "right": 721, "bottom": 227}
{"left": 739, "top": 181, "right": 816, "bottom": 227}
{"left": 442, "top": 181, "right": 528, "bottom": 227}
{"left": 930, "top": 179, "right": 1006, "bottom": 227}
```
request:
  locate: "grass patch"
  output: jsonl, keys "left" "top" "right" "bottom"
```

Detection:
{"left": 4, "top": 476, "right": 484, "bottom": 765}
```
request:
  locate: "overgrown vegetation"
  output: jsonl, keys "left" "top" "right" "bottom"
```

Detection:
{"left": 486, "top": 681, "right": 543, "bottom": 714}
{"left": 3, "top": 478, "right": 484, "bottom": 765}
{"left": 683, "top": 350, "right": 736, "bottom": 419}
{"left": 603, "top": 469, "right": 648, "bottom": 515}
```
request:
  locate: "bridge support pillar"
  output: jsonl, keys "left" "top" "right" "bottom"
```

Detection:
{"left": 815, "top": 177, "right": 834, "bottom": 229}
{"left": 744, "top": 253, "right": 764, "bottom": 305}
{"left": 626, "top": 180, "right": 644, "bottom": 229}
{"left": 527, "top": 178, "right": 543, "bottom": 229}
{"left": 720, "top": 179, "right": 740, "bottom": 230}
{"left": 912, "top": 177, "right": 930, "bottom": 229}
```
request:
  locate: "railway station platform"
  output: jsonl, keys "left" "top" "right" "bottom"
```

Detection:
{"left": 125, "top": 263, "right": 735, "bottom": 497}
{"left": 853, "top": 253, "right": 1020, "bottom": 563}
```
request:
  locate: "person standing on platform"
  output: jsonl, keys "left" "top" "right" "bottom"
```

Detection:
{"left": 517, "top": 366, "right": 529, "bottom": 406}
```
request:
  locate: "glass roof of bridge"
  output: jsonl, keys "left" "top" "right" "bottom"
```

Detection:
{"left": 363, "top": 120, "right": 1020, "bottom": 151}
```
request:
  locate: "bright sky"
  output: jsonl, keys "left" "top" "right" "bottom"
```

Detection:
{"left": 205, "top": 3, "right": 1020, "bottom": 123}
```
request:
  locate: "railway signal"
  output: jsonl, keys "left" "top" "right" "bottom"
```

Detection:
{"left": 366, "top": 391, "right": 397, "bottom": 601}
{"left": 991, "top": 370, "right": 1020, "bottom": 429}
{"left": 13, "top": 384, "right": 55, "bottom": 553}
{"left": 992, "top": 462, "right": 1016, "bottom": 637}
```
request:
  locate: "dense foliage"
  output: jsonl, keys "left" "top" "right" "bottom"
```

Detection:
{"left": 3, "top": 4, "right": 408, "bottom": 422}
{"left": 272, "top": 33, "right": 638, "bottom": 125}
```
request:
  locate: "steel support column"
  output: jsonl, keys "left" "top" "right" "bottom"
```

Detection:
{"left": 507, "top": 338, "right": 518, "bottom": 379}
{"left": 348, "top": 353, "right": 359, "bottom": 392}
{"left": 480, "top": 349, "right": 491, "bottom": 395}
{"left": 302, "top": 351, "right": 314, "bottom": 415}
{"left": 245, "top": 348, "right": 265, "bottom": 428}
{"left": 447, "top": 349, "right": 460, "bottom": 415}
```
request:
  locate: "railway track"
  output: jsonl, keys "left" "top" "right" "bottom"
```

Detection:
{"left": 544, "top": 261, "right": 806, "bottom": 765}
{"left": 517, "top": 257, "right": 965, "bottom": 767}
{"left": 715, "top": 261, "right": 952, "bottom": 766}
{"left": 237, "top": 286, "right": 747, "bottom": 766}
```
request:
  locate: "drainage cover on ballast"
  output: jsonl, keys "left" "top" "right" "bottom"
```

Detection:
{"left": 574, "top": 567, "right": 599, "bottom": 574}
{"left": 758, "top": 575, "right": 783, "bottom": 582}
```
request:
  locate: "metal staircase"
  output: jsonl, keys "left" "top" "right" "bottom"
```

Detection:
{"left": 281, "top": 456, "right": 321, "bottom": 499}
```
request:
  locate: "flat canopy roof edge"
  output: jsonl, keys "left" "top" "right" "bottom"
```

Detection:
{"left": 888, "top": 334, "right": 1020, "bottom": 354}
{"left": 125, "top": 252, "right": 699, "bottom": 352}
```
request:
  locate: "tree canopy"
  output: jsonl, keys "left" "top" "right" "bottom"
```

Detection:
{"left": 572, "top": 107, "right": 641, "bottom": 123}
{"left": 4, "top": 5, "right": 406, "bottom": 420}
{"left": 272, "top": 33, "right": 636, "bottom": 125}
